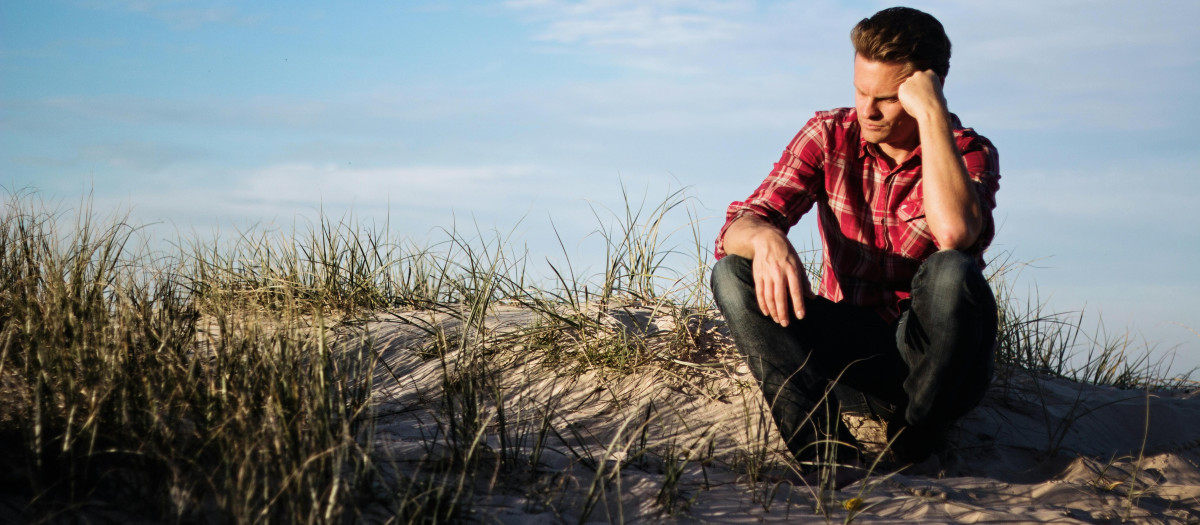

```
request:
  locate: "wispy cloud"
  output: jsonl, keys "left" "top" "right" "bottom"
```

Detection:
{"left": 154, "top": 7, "right": 257, "bottom": 29}
{"left": 77, "top": 141, "right": 207, "bottom": 172}
{"left": 232, "top": 163, "right": 545, "bottom": 210}
{"left": 505, "top": 0, "right": 763, "bottom": 74}
{"left": 1006, "top": 165, "right": 1198, "bottom": 220}
{"left": 78, "top": 161, "right": 567, "bottom": 241}
{"left": 82, "top": 0, "right": 261, "bottom": 29}
{"left": 27, "top": 87, "right": 497, "bottom": 135}
{"left": 505, "top": 0, "right": 1198, "bottom": 131}
{"left": 936, "top": 0, "right": 1200, "bottom": 130}
{"left": 506, "top": 0, "right": 750, "bottom": 48}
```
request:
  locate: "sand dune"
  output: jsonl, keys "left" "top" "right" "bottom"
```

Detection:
{"left": 358, "top": 305, "right": 1200, "bottom": 523}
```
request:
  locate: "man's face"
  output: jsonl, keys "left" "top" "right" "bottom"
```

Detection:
{"left": 853, "top": 54, "right": 918, "bottom": 151}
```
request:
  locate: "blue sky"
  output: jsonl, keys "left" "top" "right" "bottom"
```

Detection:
{"left": 4, "top": 1, "right": 1199, "bottom": 374}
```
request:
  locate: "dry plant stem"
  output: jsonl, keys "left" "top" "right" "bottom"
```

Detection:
{"left": 1123, "top": 389, "right": 1153, "bottom": 521}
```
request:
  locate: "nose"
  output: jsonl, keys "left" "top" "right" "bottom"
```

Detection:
{"left": 862, "top": 99, "right": 881, "bottom": 119}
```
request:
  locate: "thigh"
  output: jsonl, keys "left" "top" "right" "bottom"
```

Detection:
{"left": 794, "top": 297, "right": 908, "bottom": 402}
{"left": 712, "top": 255, "right": 908, "bottom": 401}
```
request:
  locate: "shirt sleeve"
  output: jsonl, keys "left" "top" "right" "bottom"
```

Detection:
{"left": 956, "top": 131, "right": 1001, "bottom": 256}
{"left": 714, "top": 115, "right": 828, "bottom": 259}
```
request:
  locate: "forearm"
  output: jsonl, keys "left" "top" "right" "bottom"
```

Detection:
{"left": 914, "top": 106, "right": 982, "bottom": 250}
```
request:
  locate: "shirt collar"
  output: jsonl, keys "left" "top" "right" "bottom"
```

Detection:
{"left": 857, "top": 138, "right": 878, "bottom": 160}
{"left": 857, "top": 136, "right": 923, "bottom": 165}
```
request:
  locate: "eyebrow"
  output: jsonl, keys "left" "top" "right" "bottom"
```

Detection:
{"left": 855, "top": 86, "right": 898, "bottom": 100}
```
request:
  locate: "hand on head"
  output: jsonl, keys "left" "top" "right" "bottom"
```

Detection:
{"left": 897, "top": 69, "right": 947, "bottom": 120}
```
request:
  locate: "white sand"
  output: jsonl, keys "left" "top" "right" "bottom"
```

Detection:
{"left": 360, "top": 305, "right": 1200, "bottom": 523}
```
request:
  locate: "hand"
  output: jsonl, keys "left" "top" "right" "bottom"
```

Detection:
{"left": 749, "top": 231, "right": 815, "bottom": 326}
{"left": 896, "top": 69, "right": 947, "bottom": 121}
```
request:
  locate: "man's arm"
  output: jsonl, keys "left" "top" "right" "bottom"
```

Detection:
{"left": 717, "top": 115, "right": 826, "bottom": 326}
{"left": 721, "top": 214, "right": 814, "bottom": 326}
{"left": 898, "top": 71, "right": 982, "bottom": 250}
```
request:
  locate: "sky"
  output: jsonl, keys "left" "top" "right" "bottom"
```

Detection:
{"left": 3, "top": 0, "right": 1199, "bottom": 375}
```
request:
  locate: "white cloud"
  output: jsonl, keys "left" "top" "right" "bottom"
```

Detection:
{"left": 505, "top": 0, "right": 767, "bottom": 74}
{"left": 77, "top": 141, "right": 207, "bottom": 172}
{"left": 83, "top": 0, "right": 261, "bottom": 29}
{"left": 932, "top": 0, "right": 1200, "bottom": 131}
{"left": 155, "top": 7, "right": 257, "bottom": 29}
{"left": 76, "top": 161, "right": 568, "bottom": 245}
{"left": 534, "top": 72, "right": 836, "bottom": 133}
{"left": 1007, "top": 170, "right": 1179, "bottom": 218}
{"left": 30, "top": 86, "right": 499, "bottom": 136}
{"left": 505, "top": 0, "right": 1199, "bottom": 132}
{"left": 232, "top": 163, "right": 544, "bottom": 210}
{"left": 507, "top": 0, "right": 751, "bottom": 48}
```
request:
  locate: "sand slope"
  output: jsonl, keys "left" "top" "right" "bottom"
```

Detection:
{"left": 360, "top": 305, "right": 1200, "bottom": 523}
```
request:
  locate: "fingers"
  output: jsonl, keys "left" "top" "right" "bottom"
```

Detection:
{"left": 898, "top": 70, "right": 946, "bottom": 116}
{"left": 754, "top": 266, "right": 769, "bottom": 320}
{"left": 774, "top": 268, "right": 792, "bottom": 326}
{"left": 787, "top": 266, "right": 806, "bottom": 321}
{"left": 754, "top": 260, "right": 787, "bottom": 326}
{"left": 753, "top": 258, "right": 809, "bottom": 326}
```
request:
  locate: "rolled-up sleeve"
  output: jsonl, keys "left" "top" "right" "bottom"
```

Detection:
{"left": 957, "top": 131, "right": 1001, "bottom": 256}
{"left": 714, "top": 116, "right": 828, "bottom": 259}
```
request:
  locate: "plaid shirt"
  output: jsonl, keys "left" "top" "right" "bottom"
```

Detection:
{"left": 715, "top": 107, "right": 1000, "bottom": 322}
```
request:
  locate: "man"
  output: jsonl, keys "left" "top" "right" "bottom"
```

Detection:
{"left": 710, "top": 7, "right": 999, "bottom": 468}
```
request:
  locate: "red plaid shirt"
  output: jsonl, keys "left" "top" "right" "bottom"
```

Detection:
{"left": 715, "top": 107, "right": 1000, "bottom": 322}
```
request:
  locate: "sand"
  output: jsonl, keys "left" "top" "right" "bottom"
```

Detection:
{"left": 357, "top": 304, "right": 1200, "bottom": 523}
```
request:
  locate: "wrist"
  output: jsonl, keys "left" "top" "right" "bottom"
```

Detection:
{"left": 911, "top": 101, "right": 948, "bottom": 125}
{"left": 754, "top": 229, "right": 794, "bottom": 259}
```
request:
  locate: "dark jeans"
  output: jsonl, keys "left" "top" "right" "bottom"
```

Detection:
{"left": 710, "top": 250, "right": 997, "bottom": 462}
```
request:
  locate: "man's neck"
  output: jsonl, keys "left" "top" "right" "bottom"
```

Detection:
{"left": 876, "top": 141, "right": 916, "bottom": 169}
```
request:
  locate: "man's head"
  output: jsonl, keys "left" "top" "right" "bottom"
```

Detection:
{"left": 851, "top": 7, "right": 950, "bottom": 151}
{"left": 851, "top": 7, "right": 951, "bottom": 79}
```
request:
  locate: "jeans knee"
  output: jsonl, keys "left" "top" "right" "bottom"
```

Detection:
{"left": 711, "top": 255, "right": 755, "bottom": 312}
{"left": 915, "top": 250, "right": 985, "bottom": 299}
{"left": 923, "top": 249, "right": 976, "bottom": 278}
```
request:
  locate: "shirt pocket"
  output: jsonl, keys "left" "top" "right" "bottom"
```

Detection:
{"left": 895, "top": 198, "right": 936, "bottom": 254}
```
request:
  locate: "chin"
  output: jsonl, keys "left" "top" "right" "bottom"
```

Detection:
{"left": 861, "top": 129, "right": 887, "bottom": 144}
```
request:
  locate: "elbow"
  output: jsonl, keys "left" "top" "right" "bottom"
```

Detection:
{"left": 931, "top": 220, "right": 980, "bottom": 252}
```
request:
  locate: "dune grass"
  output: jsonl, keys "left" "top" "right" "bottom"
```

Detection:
{"left": 986, "top": 252, "right": 1196, "bottom": 391}
{"left": 1, "top": 188, "right": 1194, "bottom": 523}
{"left": 0, "top": 194, "right": 387, "bottom": 523}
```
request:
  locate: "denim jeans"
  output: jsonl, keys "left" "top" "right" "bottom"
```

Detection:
{"left": 710, "top": 250, "right": 997, "bottom": 462}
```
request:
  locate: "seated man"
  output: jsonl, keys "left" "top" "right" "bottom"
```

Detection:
{"left": 711, "top": 6, "right": 1000, "bottom": 467}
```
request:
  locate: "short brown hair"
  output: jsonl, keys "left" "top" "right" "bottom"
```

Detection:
{"left": 851, "top": 7, "right": 951, "bottom": 79}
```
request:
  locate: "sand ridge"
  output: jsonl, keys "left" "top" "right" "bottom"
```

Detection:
{"left": 356, "top": 304, "right": 1200, "bottom": 523}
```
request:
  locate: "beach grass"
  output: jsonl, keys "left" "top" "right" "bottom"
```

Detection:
{"left": 1, "top": 188, "right": 1194, "bottom": 523}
